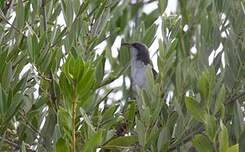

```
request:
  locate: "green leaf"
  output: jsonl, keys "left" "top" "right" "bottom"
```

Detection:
{"left": 82, "top": 131, "right": 103, "bottom": 152}
{"left": 145, "top": 65, "right": 155, "bottom": 90}
{"left": 198, "top": 70, "right": 209, "bottom": 102}
{"left": 166, "top": 111, "right": 178, "bottom": 134}
{"left": 136, "top": 118, "right": 145, "bottom": 146}
{"left": 94, "top": 0, "right": 108, "bottom": 20}
{"left": 158, "top": 0, "right": 168, "bottom": 14}
{"left": 125, "top": 100, "right": 136, "bottom": 128}
{"left": 61, "top": 0, "right": 74, "bottom": 26}
{"left": 95, "top": 55, "right": 105, "bottom": 82}
{"left": 204, "top": 114, "right": 217, "bottom": 142}
{"left": 91, "top": 7, "right": 110, "bottom": 36}
{"left": 77, "top": 65, "right": 95, "bottom": 100}
{"left": 119, "top": 45, "right": 130, "bottom": 66}
{"left": 41, "top": 109, "right": 58, "bottom": 151}
{"left": 157, "top": 127, "right": 169, "bottom": 152}
{"left": 5, "top": 93, "right": 23, "bottom": 124}
{"left": 143, "top": 24, "right": 157, "bottom": 46}
{"left": 192, "top": 134, "right": 213, "bottom": 152}
{"left": 56, "top": 138, "right": 69, "bottom": 152}
{"left": 102, "top": 136, "right": 138, "bottom": 149}
{"left": 80, "top": 108, "right": 96, "bottom": 132}
{"left": 76, "top": 0, "right": 89, "bottom": 17}
{"left": 102, "top": 104, "right": 118, "bottom": 123}
{"left": 215, "top": 85, "right": 225, "bottom": 114}
{"left": 0, "top": 85, "right": 4, "bottom": 115}
{"left": 49, "top": 4, "right": 62, "bottom": 22}
{"left": 67, "top": 56, "right": 84, "bottom": 82}
{"left": 233, "top": 101, "right": 243, "bottom": 141}
{"left": 142, "top": 9, "right": 159, "bottom": 28}
{"left": 219, "top": 121, "right": 229, "bottom": 152}
{"left": 2, "top": 62, "right": 12, "bottom": 89}
{"left": 16, "top": 0, "right": 24, "bottom": 29}
{"left": 185, "top": 97, "right": 205, "bottom": 122}
{"left": 59, "top": 72, "right": 73, "bottom": 101}
{"left": 226, "top": 144, "right": 239, "bottom": 152}
{"left": 58, "top": 108, "right": 72, "bottom": 134}
{"left": 239, "top": 130, "right": 245, "bottom": 152}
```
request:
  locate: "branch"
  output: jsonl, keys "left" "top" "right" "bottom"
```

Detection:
{"left": 0, "top": 136, "right": 19, "bottom": 149}
{"left": 40, "top": 0, "right": 58, "bottom": 109}
{"left": 144, "top": 0, "right": 156, "bottom": 4}
{"left": 18, "top": 111, "right": 49, "bottom": 151}
{"left": 97, "top": 63, "right": 130, "bottom": 88}
{"left": 0, "top": 136, "right": 34, "bottom": 152}
{"left": 71, "top": 83, "right": 77, "bottom": 152}
{"left": 226, "top": 91, "right": 245, "bottom": 105}
{"left": 95, "top": 89, "right": 114, "bottom": 107}
{"left": 168, "top": 127, "right": 204, "bottom": 151}
{"left": 0, "top": 11, "right": 26, "bottom": 37}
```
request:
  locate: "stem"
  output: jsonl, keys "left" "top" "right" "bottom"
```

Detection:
{"left": 0, "top": 12, "right": 26, "bottom": 37}
{"left": 72, "top": 83, "right": 77, "bottom": 152}
{"left": 0, "top": 136, "right": 34, "bottom": 152}
{"left": 168, "top": 127, "right": 204, "bottom": 151}
{"left": 226, "top": 91, "right": 245, "bottom": 104}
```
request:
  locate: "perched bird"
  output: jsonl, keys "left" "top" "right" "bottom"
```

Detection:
{"left": 116, "top": 42, "right": 158, "bottom": 137}
{"left": 121, "top": 42, "right": 157, "bottom": 91}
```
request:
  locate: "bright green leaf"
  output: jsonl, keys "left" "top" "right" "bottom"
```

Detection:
{"left": 185, "top": 97, "right": 205, "bottom": 122}
{"left": 82, "top": 131, "right": 103, "bottom": 152}
{"left": 102, "top": 136, "right": 138, "bottom": 149}
{"left": 192, "top": 134, "right": 213, "bottom": 152}
{"left": 219, "top": 121, "right": 229, "bottom": 152}
{"left": 56, "top": 138, "right": 69, "bottom": 152}
{"left": 226, "top": 144, "right": 239, "bottom": 152}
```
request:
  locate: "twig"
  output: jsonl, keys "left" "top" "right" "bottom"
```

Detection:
{"left": 144, "top": 0, "right": 156, "bottom": 4}
{"left": 19, "top": 112, "right": 42, "bottom": 137}
{"left": 97, "top": 63, "right": 130, "bottom": 88}
{"left": 168, "top": 127, "right": 204, "bottom": 151}
{"left": 40, "top": 0, "right": 57, "bottom": 108}
{"left": 0, "top": 11, "right": 26, "bottom": 37}
{"left": 0, "top": 136, "right": 34, "bottom": 152}
{"left": 0, "top": 136, "right": 20, "bottom": 149}
{"left": 226, "top": 91, "right": 245, "bottom": 104}
{"left": 95, "top": 89, "right": 114, "bottom": 107}
{"left": 18, "top": 111, "right": 49, "bottom": 151}
{"left": 72, "top": 83, "right": 77, "bottom": 152}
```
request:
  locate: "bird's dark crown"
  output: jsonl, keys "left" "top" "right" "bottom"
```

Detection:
{"left": 129, "top": 42, "right": 151, "bottom": 65}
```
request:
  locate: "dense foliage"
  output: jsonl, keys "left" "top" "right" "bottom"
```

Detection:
{"left": 0, "top": 0, "right": 244, "bottom": 151}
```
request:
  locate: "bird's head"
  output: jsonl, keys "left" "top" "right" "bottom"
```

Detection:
{"left": 121, "top": 42, "right": 151, "bottom": 65}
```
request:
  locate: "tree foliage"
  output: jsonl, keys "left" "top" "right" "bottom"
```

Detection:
{"left": 0, "top": 0, "right": 244, "bottom": 152}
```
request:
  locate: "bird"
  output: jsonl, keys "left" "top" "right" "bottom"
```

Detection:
{"left": 116, "top": 42, "right": 159, "bottom": 137}
{"left": 121, "top": 42, "right": 157, "bottom": 91}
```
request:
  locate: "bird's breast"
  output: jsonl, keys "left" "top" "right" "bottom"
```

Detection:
{"left": 131, "top": 60, "right": 147, "bottom": 89}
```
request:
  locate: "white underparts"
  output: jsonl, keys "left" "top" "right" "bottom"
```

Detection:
{"left": 131, "top": 59, "right": 147, "bottom": 91}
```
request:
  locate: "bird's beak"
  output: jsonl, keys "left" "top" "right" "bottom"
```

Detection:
{"left": 121, "top": 42, "right": 131, "bottom": 48}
